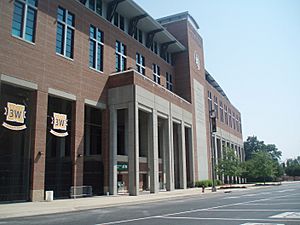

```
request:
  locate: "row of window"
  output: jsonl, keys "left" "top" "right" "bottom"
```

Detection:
{"left": 11, "top": 1, "right": 174, "bottom": 92}
{"left": 80, "top": 0, "right": 173, "bottom": 65}
{"left": 208, "top": 91, "right": 242, "bottom": 133}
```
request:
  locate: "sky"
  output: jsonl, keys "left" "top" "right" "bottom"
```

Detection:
{"left": 135, "top": 0, "right": 300, "bottom": 160}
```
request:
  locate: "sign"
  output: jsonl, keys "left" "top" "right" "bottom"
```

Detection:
{"left": 194, "top": 51, "right": 201, "bottom": 70}
{"left": 2, "top": 102, "right": 27, "bottom": 131}
{"left": 117, "top": 163, "right": 128, "bottom": 171}
{"left": 50, "top": 112, "right": 68, "bottom": 137}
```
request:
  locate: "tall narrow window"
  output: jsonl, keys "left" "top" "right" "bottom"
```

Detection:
{"left": 115, "top": 41, "right": 126, "bottom": 72}
{"left": 136, "top": 53, "right": 145, "bottom": 75}
{"left": 214, "top": 96, "right": 218, "bottom": 119}
{"left": 166, "top": 72, "right": 173, "bottom": 91}
{"left": 89, "top": 25, "right": 103, "bottom": 72}
{"left": 232, "top": 112, "right": 236, "bottom": 130}
{"left": 151, "top": 41, "right": 158, "bottom": 54}
{"left": 87, "top": 0, "right": 102, "bottom": 15}
{"left": 134, "top": 28, "right": 143, "bottom": 44}
{"left": 152, "top": 64, "right": 160, "bottom": 84}
{"left": 224, "top": 105, "right": 228, "bottom": 125}
{"left": 12, "top": 0, "right": 38, "bottom": 43}
{"left": 220, "top": 101, "right": 224, "bottom": 122}
{"left": 113, "top": 13, "right": 125, "bottom": 31}
{"left": 56, "top": 6, "right": 75, "bottom": 59}
{"left": 208, "top": 91, "right": 212, "bottom": 111}
{"left": 228, "top": 108, "right": 232, "bottom": 128}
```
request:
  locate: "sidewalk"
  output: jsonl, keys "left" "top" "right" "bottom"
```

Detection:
{"left": 0, "top": 184, "right": 257, "bottom": 219}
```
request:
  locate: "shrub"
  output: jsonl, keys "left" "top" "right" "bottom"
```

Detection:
{"left": 195, "top": 179, "right": 223, "bottom": 188}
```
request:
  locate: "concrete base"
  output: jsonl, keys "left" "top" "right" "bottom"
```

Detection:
{"left": 30, "top": 189, "right": 44, "bottom": 202}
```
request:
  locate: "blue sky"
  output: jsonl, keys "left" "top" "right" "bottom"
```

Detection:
{"left": 135, "top": 0, "right": 300, "bottom": 160}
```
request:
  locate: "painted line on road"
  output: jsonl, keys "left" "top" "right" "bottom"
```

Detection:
{"left": 206, "top": 209, "right": 296, "bottom": 212}
{"left": 158, "top": 215, "right": 300, "bottom": 223}
{"left": 271, "top": 212, "right": 300, "bottom": 219}
{"left": 244, "top": 203, "right": 300, "bottom": 206}
{"left": 277, "top": 189, "right": 296, "bottom": 193}
{"left": 98, "top": 193, "right": 299, "bottom": 225}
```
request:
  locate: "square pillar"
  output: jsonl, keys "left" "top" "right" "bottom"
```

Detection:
{"left": 149, "top": 110, "right": 159, "bottom": 193}
{"left": 31, "top": 90, "right": 48, "bottom": 201}
{"left": 165, "top": 117, "right": 174, "bottom": 191}
{"left": 179, "top": 123, "right": 187, "bottom": 189}
{"left": 109, "top": 107, "right": 117, "bottom": 195}
{"left": 128, "top": 102, "right": 139, "bottom": 196}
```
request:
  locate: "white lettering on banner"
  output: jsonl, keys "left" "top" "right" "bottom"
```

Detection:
{"left": 2, "top": 102, "right": 27, "bottom": 131}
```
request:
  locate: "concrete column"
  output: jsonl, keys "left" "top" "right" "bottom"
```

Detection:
{"left": 220, "top": 140, "right": 225, "bottom": 183}
{"left": 149, "top": 110, "right": 159, "bottom": 193}
{"left": 109, "top": 107, "right": 117, "bottom": 195}
{"left": 165, "top": 117, "right": 174, "bottom": 191}
{"left": 214, "top": 137, "right": 218, "bottom": 180}
{"left": 179, "top": 123, "right": 187, "bottom": 189}
{"left": 31, "top": 90, "right": 48, "bottom": 201}
{"left": 128, "top": 102, "right": 139, "bottom": 196}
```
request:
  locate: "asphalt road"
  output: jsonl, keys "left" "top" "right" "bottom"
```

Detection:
{"left": 1, "top": 182, "right": 299, "bottom": 225}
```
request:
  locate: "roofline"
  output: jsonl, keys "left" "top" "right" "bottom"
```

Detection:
{"left": 156, "top": 11, "right": 200, "bottom": 30}
{"left": 205, "top": 70, "right": 229, "bottom": 101}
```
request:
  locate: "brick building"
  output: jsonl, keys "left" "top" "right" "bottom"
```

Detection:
{"left": 0, "top": 0, "right": 244, "bottom": 202}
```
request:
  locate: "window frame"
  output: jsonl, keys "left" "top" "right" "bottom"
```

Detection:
{"left": 136, "top": 52, "right": 145, "bottom": 75}
{"left": 152, "top": 64, "right": 160, "bottom": 84}
{"left": 166, "top": 72, "right": 173, "bottom": 92}
{"left": 89, "top": 24, "right": 104, "bottom": 72}
{"left": 56, "top": 6, "right": 75, "bottom": 59}
{"left": 12, "top": 0, "right": 38, "bottom": 43}
{"left": 115, "top": 40, "right": 127, "bottom": 72}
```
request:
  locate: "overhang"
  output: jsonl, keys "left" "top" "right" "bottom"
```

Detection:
{"left": 104, "top": 0, "right": 186, "bottom": 53}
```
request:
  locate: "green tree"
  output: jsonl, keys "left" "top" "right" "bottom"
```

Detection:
{"left": 244, "top": 136, "right": 265, "bottom": 160}
{"left": 246, "top": 151, "right": 275, "bottom": 184}
{"left": 217, "top": 148, "right": 241, "bottom": 186}
{"left": 285, "top": 157, "right": 300, "bottom": 180}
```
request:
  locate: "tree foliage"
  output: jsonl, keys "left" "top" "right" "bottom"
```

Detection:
{"left": 285, "top": 157, "right": 300, "bottom": 178}
{"left": 217, "top": 148, "right": 241, "bottom": 185}
{"left": 243, "top": 151, "right": 275, "bottom": 184}
{"left": 244, "top": 136, "right": 282, "bottom": 161}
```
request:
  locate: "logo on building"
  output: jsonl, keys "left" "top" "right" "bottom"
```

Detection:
{"left": 2, "top": 102, "right": 27, "bottom": 131}
{"left": 50, "top": 112, "right": 68, "bottom": 137}
{"left": 194, "top": 51, "right": 201, "bottom": 70}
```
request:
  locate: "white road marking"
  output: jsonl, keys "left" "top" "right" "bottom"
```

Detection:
{"left": 243, "top": 194, "right": 257, "bottom": 197}
{"left": 241, "top": 223, "right": 284, "bottom": 225}
{"left": 223, "top": 196, "right": 240, "bottom": 199}
{"left": 271, "top": 212, "right": 300, "bottom": 219}
{"left": 97, "top": 193, "right": 299, "bottom": 225}
{"left": 277, "top": 189, "right": 296, "bottom": 193}
{"left": 244, "top": 203, "right": 300, "bottom": 206}
{"left": 207, "top": 209, "right": 294, "bottom": 212}
{"left": 158, "top": 215, "right": 298, "bottom": 222}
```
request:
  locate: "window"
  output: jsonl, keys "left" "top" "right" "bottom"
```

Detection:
{"left": 136, "top": 53, "right": 145, "bottom": 75}
{"left": 233, "top": 112, "right": 236, "bottom": 130}
{"left": 87, "top": 0, "right": 102, "bottom": 15}
{"left": 208, "top": 91, "right": 212, "bottom": 111}
{"left": 113, "top": 12, "right": 125, "bottom": 31}
{"left": 12, "top": 0, "right": 38, "bottom": 43}
{"left": 220, "top": 101, "right": 224, "bottom": 122}
{"left": 115, "top": 41, "right": 126, "bottom": 72}
{"left": 214, "top": 96, "right": 218, "bottom": 119}
{"left": 166, "top": 72, "right": 173, "bottom": 91}
{"left": 236, "top": 116, "right": 240, "bottom": 132}
{"left": 228, "top": 108, "right": 232, "bottom": 128}
{"left": 56, "top": 6, "right": 75, "bottom": 59}
{"left": 165, "top": 52, "right": 172, "bottom": 64}
{"left": 151, "top": 41, "right": 158, "bottom": 54}
{"left": 84, "top": 106, "right": 102, "bottom": 155}
{"left": 152, "top": 64, "right": 160, "bottom": 84}
{"left": 134, "top": 28, "right": 143, "bottom": 44}
{"left": 224, "top": 105, "right": 228, "bottom": 125}
{"left": 89, "top": 25, "right": 103, "bottom": 72}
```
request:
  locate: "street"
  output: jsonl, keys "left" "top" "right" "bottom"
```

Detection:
{"left": 0, "top": 182, "right": 299, "bottom": 225}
